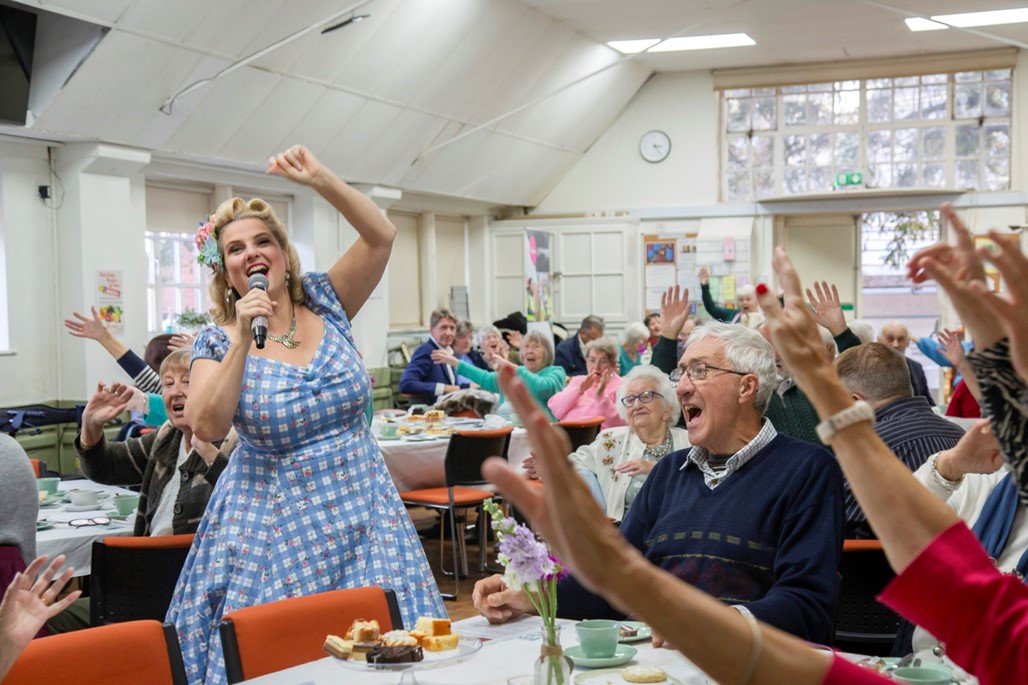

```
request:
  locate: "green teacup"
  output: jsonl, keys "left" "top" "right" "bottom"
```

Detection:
{"left": 891, "top": 666, "right": 954, "bottom": 684}
{"left": 113, "top": 494, "right": 140, "bottom": 516}
{"left": 575, "top": 619, "right": 619, "bottom": 658}
{"left": 379, "top": 422, "right": 399, "bottom": 439}
{"left": 36, "top": 477, "right": 60, "bottom": 494}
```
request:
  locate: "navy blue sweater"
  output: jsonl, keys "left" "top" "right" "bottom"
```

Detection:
{"left": 556, "top": 433, "right": 845, "bottom": 643}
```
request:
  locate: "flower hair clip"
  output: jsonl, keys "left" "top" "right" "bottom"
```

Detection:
{"left": 194, "top": 214, "right": 222, "bottom": 273}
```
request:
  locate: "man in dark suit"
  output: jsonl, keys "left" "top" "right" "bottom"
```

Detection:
{"left": 879, "top": 320, "right": 935, "bottom": 405}
{"left": 553, "top": 315, "right": 605, "bottom": 376}
{"left": 399, "top": 309, "right": 469, "bottom": 405}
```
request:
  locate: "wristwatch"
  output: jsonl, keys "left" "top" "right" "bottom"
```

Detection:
{"left": 815, "top": 400, "right": 875, "bottom": 443}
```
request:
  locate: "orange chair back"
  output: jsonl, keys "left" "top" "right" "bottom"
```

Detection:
{"left": 104, "top": 533, "right": 195, "bottom": 549}
{"left": 219, "top": 586, "right": 402, "bottom": 683}
{"left": 3, "top": 620, "right": 187, "bottom": 685}
{"left": 842, "top": 539, "right": 884, "bottom": 553}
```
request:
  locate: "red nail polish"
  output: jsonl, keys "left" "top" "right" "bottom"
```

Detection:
{"left": 756, "top": 283, "right": 769, "bottom": 295}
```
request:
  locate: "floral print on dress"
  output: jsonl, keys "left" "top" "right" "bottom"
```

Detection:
{"left": 167, "top": 273, "right": 444, "bottom": 685}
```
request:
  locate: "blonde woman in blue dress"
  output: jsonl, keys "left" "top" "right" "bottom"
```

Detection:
{"left": 167, "top": 145, "right": 445, "bottom": 685}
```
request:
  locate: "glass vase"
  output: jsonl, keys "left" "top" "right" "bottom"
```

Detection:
{"left": 534, "top": 623, "right": 573, "bottom": 685}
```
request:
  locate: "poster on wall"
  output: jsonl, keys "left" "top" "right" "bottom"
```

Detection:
{"left": 525, "top": 230, "right": 553, "bottom": 321}
{"left": 643, "top": 235, "right": 699, "bottom": 314}
{"left": 96, "top": 270, "right": 124, "bottom": 332}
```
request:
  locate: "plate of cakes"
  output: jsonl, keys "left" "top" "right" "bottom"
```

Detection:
{"left": 325, "top": 616, "right": 481, "bottom": 677}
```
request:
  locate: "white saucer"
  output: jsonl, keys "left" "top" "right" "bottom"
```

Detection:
{"left": 64, "top": 503, "right": 105, "bottom": 512}
{"left": 566, "top": 644, "right": 637, "bottom": 668}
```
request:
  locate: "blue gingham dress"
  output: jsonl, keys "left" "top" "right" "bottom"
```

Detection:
{"left": 166, "top": 272, "right": 444, "bottom": 685}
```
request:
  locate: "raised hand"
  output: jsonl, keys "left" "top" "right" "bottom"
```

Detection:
{"left": 431, "top": 349, "right": 458, "bottom": 367}
{"left": 936, "top": 328, "right": 966, "bottom": 367}
{"left": 0, "top": 555, "right": 81, "bottom": 658}
{"left": 266, "top": 145, "right": 324, "bottom": 187}
{"left": 659, "top": 285, "right": 691, "bottom": 340}
{"left": 698, "top": 266, "right": 710, "bottom": 286}
{"left": 168, "top": 332, "right": 197, "bottom": 350}
{"left": 934, "top": 419, "right": 1003, "bottom": 481}
{"left": 968, "top": 229, "right": 1028, "bottom": 383}
{"left": 63, "top": 306, "right": 110, "bottom": 341}
{"left": 595, "top": 369, "right": 613, "bottom": 395}
{"left": 907, "top": 204, "right": 1004, "bottom": 351}
{"left": 755, "top": 249, "right": 831, "bottom": 379}
{"left": 805, "top": 281, "right": 847, "bottom": 336}
{"left": 482, "top": 365, "right": 631, "bottom": 595}
{"left": 83, "top": 382, "right": 134, "bottom": 430}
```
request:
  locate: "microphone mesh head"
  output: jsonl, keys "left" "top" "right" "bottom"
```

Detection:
{"left": 247, "top": 273, "right": 270, "bottom": 291}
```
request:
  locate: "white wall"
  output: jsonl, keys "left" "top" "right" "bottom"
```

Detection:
{"left": 534, "top": 71, "right": 719, "bottom": 213}
{"left": 0, "top": 140, "right": 60, "bottom": 404}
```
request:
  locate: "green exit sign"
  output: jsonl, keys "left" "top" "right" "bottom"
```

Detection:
{"left": 835, "top": 172, "right": 863, "bottom": 187}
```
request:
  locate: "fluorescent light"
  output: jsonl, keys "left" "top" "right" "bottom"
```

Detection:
{"left": 906, "top": 7, "right": 1028, "bottom": 32}
{"left": 905, "top": 18, "right": 947, "bottom": 32}
{"left": 607, "top": 39, "right": 661, "bottom": 54}
{"left": 648, "top": 33, "right": 755, "bottom": 52}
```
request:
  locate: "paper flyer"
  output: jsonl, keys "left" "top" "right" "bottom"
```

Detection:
{"left": 96, "top": 270, "right": 124, "bottom": 332}
{"left": 722, "top": 275, "right": 736, "bottom": 302}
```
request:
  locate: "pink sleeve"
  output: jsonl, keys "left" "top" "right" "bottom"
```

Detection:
{"left": 547, "top": 378, "right": 583, "bottom": 420}
{"left": 823, "top": 655, "right": 891, "bottom": 684}
{"left": 878, "top": 522, "right": 1028, "bottom": 684}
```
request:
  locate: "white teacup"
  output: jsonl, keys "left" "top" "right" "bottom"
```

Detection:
{"left": 891, "top": 666, "right": 955, "bottom": 684}
{"left": 67, "top": 489, "right": 99, "bottom": 507}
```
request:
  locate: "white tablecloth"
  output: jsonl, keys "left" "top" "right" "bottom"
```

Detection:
{"left": 36, "top": 479, "right": 138, "bottom": 576}
{"left": 378, "top": 429, "right": 531, "bottom": 492}
{"left": 240, "top": 616, "right": 714, "bottom": 684}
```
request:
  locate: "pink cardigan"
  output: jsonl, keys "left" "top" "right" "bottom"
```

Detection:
{"left": 823, "top": 521, "right": 1028, "bottom": 684}
{"left": 546, "top": 374, "right": 626, "bottom": 428}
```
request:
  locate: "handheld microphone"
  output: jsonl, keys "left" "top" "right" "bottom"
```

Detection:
{"left": 247, "top": 273, "right": 270, "bottom": 349}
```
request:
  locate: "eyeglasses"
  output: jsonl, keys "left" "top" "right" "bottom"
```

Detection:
{"left": 68, "top": 517, "right": 111, "bottom": 528}
{"left": 669, "top": 361, "right": 750, "bottom": 384}
{"left": 620, "top": 390, "right": 660, "bottom": 408}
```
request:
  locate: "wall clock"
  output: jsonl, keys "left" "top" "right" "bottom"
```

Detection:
{"left": 639, "top": 130, "right": 671, "bottom": 163}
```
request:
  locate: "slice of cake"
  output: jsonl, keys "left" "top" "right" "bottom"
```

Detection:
{"left": 323, "top": 635, "right": 353, "bottom": 660}
{"left": 413, "top": 616, "right": 451, "bottom": 636}
{"left": 349, "top": 641, "right": 380, "bottom": 663}
{"left": 345, "top": 618, "right": 381, "bottom": 642}
{"left": 421, "top": 633, "right": 460, "bottom": 652}
{"left": 366, "top": 644, "right": 424, "bottom": 664}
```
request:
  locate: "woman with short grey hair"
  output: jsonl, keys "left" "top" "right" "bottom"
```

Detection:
{"left": 620, "top": 322, "right": 651, "bottom": 374}
{"left": 547, "top": 337, "right": 625, "bottom": 428}
{"left": 527, "top": 364, "right": 689, "bottom": 520}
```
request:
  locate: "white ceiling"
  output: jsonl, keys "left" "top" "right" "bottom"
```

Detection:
{"left": 3, "top": 0, "right": 1027, "bottom": 208}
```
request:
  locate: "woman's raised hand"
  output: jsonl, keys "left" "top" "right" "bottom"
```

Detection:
{"left": 83, "top": 382, "right": 135, "bottom": 430}
{"left": 431, "top": 349, "right": 458, "bottom": 366}
{"left": 266, "top": 145, "right": 324, "bottom": 187}
{"left": 0, "top": 555, "right": 81, "bottom": 656}
{"left": 755, "top": 248, "right": 832, "bottom": 382}
{"left": 659, "top": 285, "right": 691, "bottom": 340}
{"left": 967, "top": 229, "right": 1028, "bottom": 382}
{"left": 63, "top": 306, "right": 110, "bottom": 341}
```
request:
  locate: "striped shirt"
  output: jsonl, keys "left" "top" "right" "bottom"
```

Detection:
{"left": 844, "top": 396, "right": 965, "bottom": 525}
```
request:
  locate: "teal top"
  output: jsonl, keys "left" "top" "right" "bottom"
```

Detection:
{"left": 455, "top": 361, "right": 567, "bottom": 421}
{"left": 619, "top": 347, "right": 642, "bottom": 375}
{"left": 144, "top": 393, "right": 168, "bottom": 426}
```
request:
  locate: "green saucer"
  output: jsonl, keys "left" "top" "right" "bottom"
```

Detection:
{"left": 565, "top": 644, "right": 637, "bottom": 668}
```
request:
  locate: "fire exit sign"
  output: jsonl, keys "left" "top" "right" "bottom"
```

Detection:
{"left": 834, "top": 172, "right": 863, "bottom": 187}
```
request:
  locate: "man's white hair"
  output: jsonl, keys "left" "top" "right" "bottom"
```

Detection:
{"left": 684, "top": 322, "right": 778, "bottom": 414}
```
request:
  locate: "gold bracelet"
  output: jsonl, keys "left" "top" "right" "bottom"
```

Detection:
{"left": 737, "top": 610, "right": 762, "bottom": 685}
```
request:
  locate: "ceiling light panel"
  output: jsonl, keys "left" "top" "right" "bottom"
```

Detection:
{"left": 648, "top": 33, "right": 755, "bottom": 52}
{"left": 607, "top": 39, "right": 661, "bottom": 54}
{"left": 905, "top": 7, "right": 1028, "bottom": 32}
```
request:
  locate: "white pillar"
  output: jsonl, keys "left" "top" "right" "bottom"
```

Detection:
{"left": 55, "top": 143, "right": 151, "bottom": 400}
{"left": 349, "top": 185, "right": 402, "bottom": 368}
{"left": 418, "top": 211, "right": 438, "bottom": 323}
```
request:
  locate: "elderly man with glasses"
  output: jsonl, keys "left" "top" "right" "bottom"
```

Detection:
{"left": 474, "top": 322, "right": 845, "bottom": 645}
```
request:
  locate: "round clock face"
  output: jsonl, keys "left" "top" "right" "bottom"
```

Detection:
{"left": 640, "top": 130, "right": 671, "bottom": 163}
